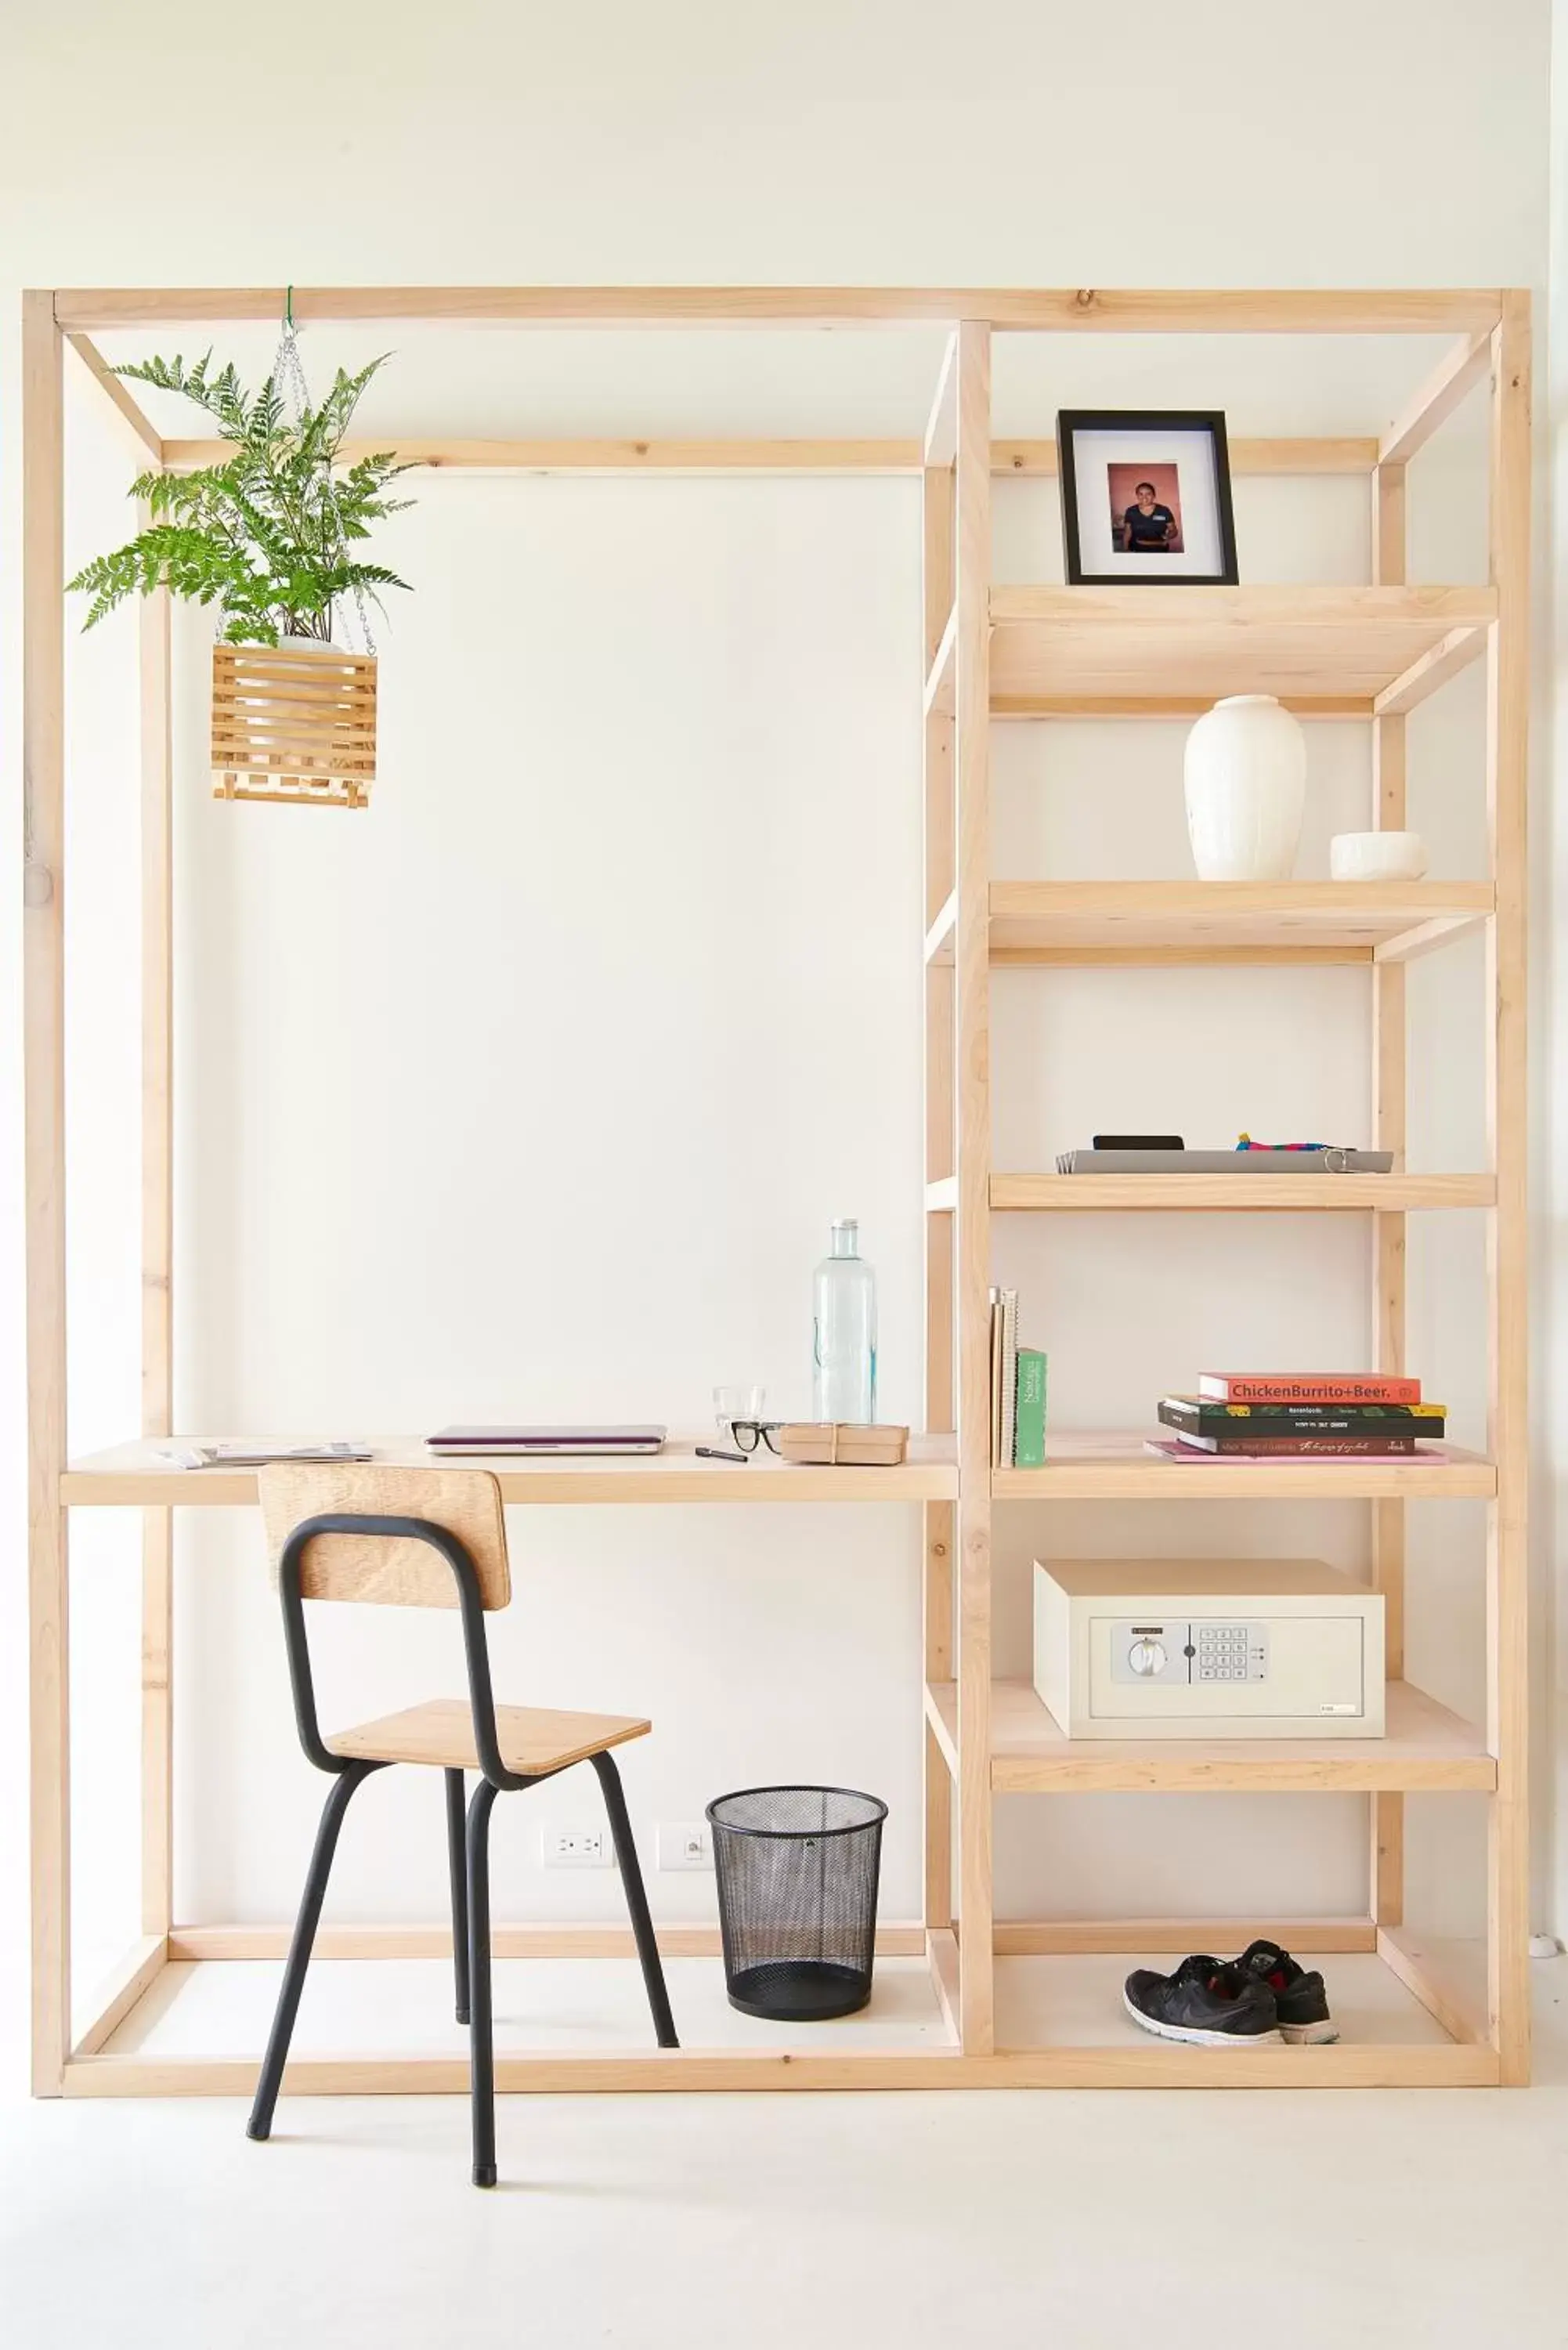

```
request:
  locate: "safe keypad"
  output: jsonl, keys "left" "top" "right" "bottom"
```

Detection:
{"left": 1195, "top": 1622, "right": 1269, "bottom": 1683}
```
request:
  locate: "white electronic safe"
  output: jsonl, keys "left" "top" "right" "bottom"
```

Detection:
{"left": 1032, "top": 1559, "right": 1386, "bottom": 1740}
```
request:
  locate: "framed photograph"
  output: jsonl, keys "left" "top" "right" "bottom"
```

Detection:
{"left": 1057, "top": 410, "right": 1238, "bottom": 585}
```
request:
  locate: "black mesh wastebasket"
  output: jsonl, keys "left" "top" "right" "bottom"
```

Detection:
{"left": 706, "top": 1785, "right": 887, "bottom": 2021}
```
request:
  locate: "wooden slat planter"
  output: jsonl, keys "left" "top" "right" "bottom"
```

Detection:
{"left": 211, "top": 639, "right": 378, "bottom": 808}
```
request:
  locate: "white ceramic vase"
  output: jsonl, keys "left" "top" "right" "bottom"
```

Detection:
{"left": 1183, "top": 693, "right": 1307, "bottom": 881}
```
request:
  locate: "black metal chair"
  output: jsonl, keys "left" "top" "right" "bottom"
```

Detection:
{"left": 247, "top": 1462, "right": 677, "bottom": 2186}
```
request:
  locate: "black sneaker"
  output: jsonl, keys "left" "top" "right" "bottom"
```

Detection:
{"left": 1234, "top": 1939, "right": 1339, "bottom": 2044}
{"left": 1123, "top": 1954, "right": 1282, "bottom": 2046}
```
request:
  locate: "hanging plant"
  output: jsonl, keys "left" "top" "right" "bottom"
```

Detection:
{"left": 67, "top": 328, "right": 415, "bottom": 808}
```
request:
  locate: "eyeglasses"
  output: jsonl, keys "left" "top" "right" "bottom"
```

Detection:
{"left": 726, "top": 1419, "right": 784, "bottom": 1455}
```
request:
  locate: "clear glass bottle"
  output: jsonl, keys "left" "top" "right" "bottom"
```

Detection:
{"left": 812, "top": 1219, "right": 877, "bottom": 1423}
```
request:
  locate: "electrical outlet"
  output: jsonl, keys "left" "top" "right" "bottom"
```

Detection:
{"left": 657, "top": 1821, "right": 712, "bottom": 1871}
{"left": 542, "top": 1827, "right": 614, "bottom": 1868}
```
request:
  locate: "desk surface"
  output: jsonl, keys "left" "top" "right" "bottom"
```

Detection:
{"left": 61, "top": 1434, "right": 961, "bottom": 1506}
{"left": 60, "top": 1430, "right": 1494, "bottom": 1506}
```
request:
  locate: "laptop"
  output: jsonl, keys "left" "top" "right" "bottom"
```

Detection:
{"left": 425, "top": 1426, "right": 667, "bottom": 1456}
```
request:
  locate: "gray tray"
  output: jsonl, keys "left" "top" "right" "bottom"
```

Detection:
{"left": 1054, "top": 1148, "right": 1395, "bottom": 1174}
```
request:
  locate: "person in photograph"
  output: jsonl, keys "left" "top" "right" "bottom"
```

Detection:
{"left": 1120, "top": 479, "right": 1180, "bottom": 551}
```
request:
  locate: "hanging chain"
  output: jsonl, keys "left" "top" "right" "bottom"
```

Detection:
{"left": 271, "top": 295, "right": 376, "bottom": 656}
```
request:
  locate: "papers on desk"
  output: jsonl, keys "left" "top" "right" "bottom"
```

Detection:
{"left": 157, "top": 1441, "right": 374, "bottom": 1471}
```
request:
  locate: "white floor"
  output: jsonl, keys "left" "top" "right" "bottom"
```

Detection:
{"left": 5, "top": 1955, "right": 1567, "bottom": 2348}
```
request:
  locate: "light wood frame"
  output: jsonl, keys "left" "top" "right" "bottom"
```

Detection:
{"left": 27, "top": 287, "right": 1526, "bottom": 2101}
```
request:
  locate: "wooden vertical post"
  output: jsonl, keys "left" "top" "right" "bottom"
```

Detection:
{"left": 952, "top": 323, "right": 993, "bottom": 2052}
{"left": 921, "top": 385, "right": 956, "bottom": 1936}
{"left": 923, "top": 486, "right": 955, "bottom": 690}
{"left": 1370, "top": 457, "right": 1407, "bottom": 1930}
{"left": 923, "top": 1101, "right": 954, "bottom": 1932}
{"left": 922, "top": 1497, "right": 954, "bottom": 1935}
{"left": 23, "top": 291, "right": 70, "bottom": 2093}
{"left": 922, "top": 331, "right": 958, "bottom": 934}
{"left": 140, "top": 550, "right": 175, "bottom": 1940}
{"left": 921, "top": 336, "right": 959, "bottom": 1947}
{"left": 1484, "top": 291, "right": 1530, "bottom": 2083}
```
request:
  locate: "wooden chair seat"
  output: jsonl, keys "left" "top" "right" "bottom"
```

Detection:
{"left": 327, "top": 1697, "right": 652, "bottom": 1777}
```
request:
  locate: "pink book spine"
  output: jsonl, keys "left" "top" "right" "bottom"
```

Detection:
{"left": 1145, "top": 1437, "right": 1440, "bottom": 1463}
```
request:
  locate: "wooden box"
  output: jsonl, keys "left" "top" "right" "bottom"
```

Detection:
{"left": 210, "top": 639, "right": 378, "bottom": 808}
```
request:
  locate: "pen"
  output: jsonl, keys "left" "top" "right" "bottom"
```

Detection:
{"left": 695, "top": 1445, "right": 748, "bottom": 1463}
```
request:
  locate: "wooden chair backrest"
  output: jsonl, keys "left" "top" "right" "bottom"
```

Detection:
{"left": 259, "top": 1462, "right": 511, "bottom": 1611}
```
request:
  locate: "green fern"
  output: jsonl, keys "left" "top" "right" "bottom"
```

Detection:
{"left": 67, "top": 349, "right": 414, "bottom": 645}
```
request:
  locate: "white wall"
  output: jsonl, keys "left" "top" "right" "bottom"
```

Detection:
{"left": 0, "top": 0, "right": 1554, "bottom": 2038}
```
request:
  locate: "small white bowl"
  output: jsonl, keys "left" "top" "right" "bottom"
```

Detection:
{"left": 1329, "top": 830, "right": 1430, "bottom": 882}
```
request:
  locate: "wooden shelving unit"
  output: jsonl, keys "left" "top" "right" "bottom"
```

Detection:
{"left": 929, "top": 878, "right": 1494, "bottom": 973}
{"left": 989, "top": 1433, "right": 1498, "bottom": 1501}
{"left": 925, "top": 1678, "right": 1496, "bottom": 1795}
{"left": 987, "top": 1173, "right": 1495, "bottom": 1212}
{"left": 987, "top": 583, "right": 1494, "bottom": 715}
{"left": 23, "top": 284, "right": 1528, "bottom": 2105}
{"left": 984, "top": 879, "right": 1494, "bottom": 964}
{"left": 919, "top": 291, "right": 1530, "bottom": 2086}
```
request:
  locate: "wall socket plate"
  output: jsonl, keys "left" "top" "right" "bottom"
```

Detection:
{"left": 542, "top": 1827, "right": 614, "bottom": 1868}
{"left": 657, "top": 1821, "right": 712, "bottom": 1871}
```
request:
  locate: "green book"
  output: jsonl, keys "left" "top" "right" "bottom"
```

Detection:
{"left": 1013, "top": 1349, "right": 1047, "bottom": 1466}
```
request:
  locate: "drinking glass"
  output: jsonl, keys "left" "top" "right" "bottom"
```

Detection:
{"left": 714, "top": 1384, "right": 766, "bottom": 1434}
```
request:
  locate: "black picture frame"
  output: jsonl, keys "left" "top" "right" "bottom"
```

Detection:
{"left": 1057, "top": 409, "right": 1238, "bottom": 586}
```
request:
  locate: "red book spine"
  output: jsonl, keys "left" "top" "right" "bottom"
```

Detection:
{"left": 1198, "top": 1372, "right": 1422, "bottom": 1405}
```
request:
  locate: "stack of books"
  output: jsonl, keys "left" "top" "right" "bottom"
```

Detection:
{"left": 1146, "top": 1372, "right": 1446, "bottom": 1461}
{"left": 989, "top": 1288, "right": 1048, "bottom": 1466}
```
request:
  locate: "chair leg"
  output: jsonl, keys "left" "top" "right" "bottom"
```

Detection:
{"left": 591, "top": 1750, "right": 679, "bottom": 2048}
{"left": 247, "top": 1759, "right": 384, "bottom": 2142}
{"left": 466, "top": 1777, "right": 500, "bottom": 2189}
{"left": 445, "top": 1768, "right": 470, "bottom": 2025}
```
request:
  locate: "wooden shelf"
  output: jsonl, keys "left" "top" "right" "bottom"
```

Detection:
{"left": 985, "top": 1947, "right": 1490, "bottom": 2081}
{"left": 991, "top": 1172, "right": 1495, "bottom": 1212}
{"left": 62, "top": 1939, "right": 1495, "bottom": 2092}
{"left": 988, "top": 880, "right": 1494, "bottom": 966}
{"left": 60, "top": 1434, "right": 959, "bottom": 1508}
{"left": 924, "top": 1678, "right": 1494, "bottom": 1794}
{"left": 990, "top": 1431, "right": 1495, "bottom": 1499}
{"left": 158, "top": 433, "right": 1380, "bottom": 482}
{"left": 988, "top": 584, "right": 1495, "bottom": 716}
